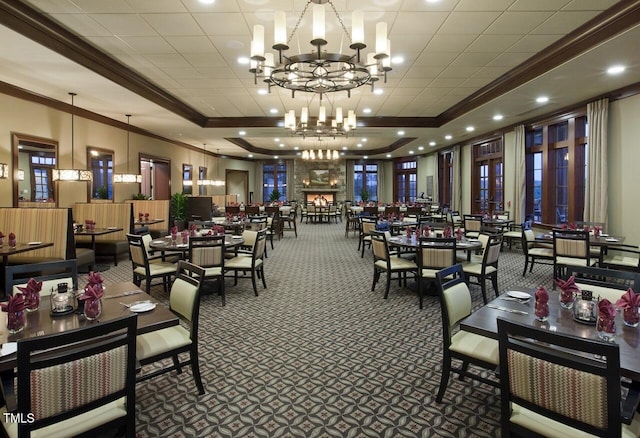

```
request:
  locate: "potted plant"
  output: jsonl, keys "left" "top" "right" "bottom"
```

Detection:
{"left": 360, "top": 188, "right": 369, "bottom": 203}
{"left": 96, "top": 186, "right": 108, "bottom": 199}
{"left": 269, "top": 188, "right": 281, "bottom": 203}
{"left": 171, "top": 192, "right": 188, "bottom": 230}
{"left": 132, "top": 193, "right": 149, "bottom": 200}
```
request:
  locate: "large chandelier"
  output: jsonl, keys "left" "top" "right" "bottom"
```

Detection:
{"left": 250, "top": 0, "right": 391, "bottom": 98}
{"left": 53, "top": 93, "right": 92, "bottom": 182}
{"left": 302, "top": 149, "right": 340, "bottom": 160}
{"left": 113, "top": 114, "right": 142, "bottom": 183}
{"left": 285, "top": 104, "right": 356, "bottom": 139}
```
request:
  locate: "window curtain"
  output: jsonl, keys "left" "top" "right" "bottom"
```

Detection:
{"left": 452, "top": 145, "right": 461, "bottom": 211}
{"left": 513, "top": 125, "right": 526, "bottom": 224}
{"left": 286, "top": 160, "right": 294, "bottom": 202}
{"left": 254, "top": 160, "right": 263, "bottom": 203}
{"left": 376, "top": 160, "right": 385, "bottom": 202}
{"left": 585, "top": 98, "right": 608, "bottom": 224}
{"left": 432, "top": 161, "right": 439, "bottom": 204}
{"left": 346, "top": 160, "right": 354, "bottom": 201}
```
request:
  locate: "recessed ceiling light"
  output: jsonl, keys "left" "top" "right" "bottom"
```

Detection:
{"left": 239, "top": 130, "right": 246, "bottom": 135}
{"left": 426, "top": 0, "right": 440, "bottom": 3}
{"left": 198, "top": 0, "right": 215, "bottom": 4}
{"left": 279, "top": 143, "right": 284, "bottom": 147}
{"left": 373, "top": 89, "right": 384, "bottom": 95}
{"left": 536, "top": 96, "right": 549, "bottom": 104}
{"left": 274, "top": 155, "right": 279, "bottom": 159}
{"left": 391, "top": 56, "right": 404, "bottom": 64}
{"left": 445, "top": 135, "right": 452, "bottom": 140}
{"left": 294, "top": 146, "right": 299, "bottom": 150}
{"left": 607, "top": 65, "right": 625, "bottom": 75}
{"left": 362, "top": 138, "right": 367, "bottom": 142}
{"left": 418, "top": 146, "right": 424, "bottom": 151}
{"left": 409, "top": 150, "right": 414, "bottom": 154}
{"left": 357, "top": 143, "right": 363, "bottom": 148}
{"left": 248, "top": 154, "right": 253, "bottom": 158}
{"left": 257, "top": 89, "right": 268, "bottom": 95}
{"left": 342, "top": 146, "right": 348, "bottom": 150}
{"left": 397, "top": 130, "right": 405, "bottom": 135}
{"left": 429, "top": 141, "right": 436, "bottom": 147}
{"left": 466, "top": 126, "right": 475, "bottom": 132}
{"left": 493, "top": 114, "right": 504, "bottom": 121}
{"left": 363, "top": 155, "right": 368, "bottom": 159}
{"left": 270, "top": 108, "right": 278, "bottom": 114}
{"left": 90, "top": 150, "right": 99, "bottom": 156}
{"left": 386, "top": 154, "right": 391, "bottom": 158}
{"left": 237, "top": 57, "right": 249, "bottom": 65}
{"left": 363, "top": 108, "right": 372, "bottom": 114}
{"left": 274, "top": 138, "right": 279, "bottom": 142}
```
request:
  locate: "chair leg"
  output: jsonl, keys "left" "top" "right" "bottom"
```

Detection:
{"left": 219, "top": 277, "right": 226, "bottom": 306}
{"left": 491, "top": 273, "right": 499, "bottom": 299}
{"left": 260, "top": 267, "right": 267, "bottom": 289}
{"left": 479, "top": 277, "right": 488, "bottom": 304}
{"left": 190, "top": 348, "right": 205, "bottom": 395}
{"left": 522, "top": 258, "right": 529, "bottom": 277}
{"left": 458, "top": 361, "right": 469, "bottom": 381}
{"left": 251, "top": 270, "right": 259, "bottom": 296}
{"left": 384, "top": 271, "right": 392, "bottom": 299}
{"left": 172, "top": 355, "right": 182, "bottom": 374}
{"left": 436, "top": 356, "right": 451, "bottom": 403}
{"left": 371, "top": 269, "right": 379, "bottom": 291}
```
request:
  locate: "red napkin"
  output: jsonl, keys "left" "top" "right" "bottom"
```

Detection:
{"left": 443, "top": 226, "right": 452, "bottom": 238}
{"left": 598, "top": 299, "right": 616, "bottom": 320}
{"left": 455, "top": 228, "right": 463, "bottom": 241}
{"left": 423, "top": 226, "right": 430, "bottom": 237}
{"left": 170, "top": 225, "right": 178, "bottom": 236}
{"left": 17, "top": 278, "right": 43, "bottom": 309}
{"left": 8, "top": 232, "right": 15, "bottom": 241}
{"left": 88, "top": 271, "right": 104, "bottom": 286}
{"left": 555, "top": 275, "right": 580, "bottom": 304}
{"left": 615, "top": 288, "right": 640, "bottom": 309}
{"left": 79, "top": 284, "right": 104, "bottom": 301}
{"left": 535, "top": 286, "right": 549, "bottom": 304}
{"left": 568, "top": 222, "right": 577, "bottom": 230}
{"left": 1, "top": 294, "right": 26, "bottom": 313}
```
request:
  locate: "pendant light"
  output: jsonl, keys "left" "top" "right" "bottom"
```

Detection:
{"left": 212, "top": 149, "right": 225, "bottom": 186}
{"left": 113, "top": 114, "right": 142, "bottom": 183}
{"left": 197, "top": 144, "right": 213, "bottom": 186}
{"left": 52, "top": 92, "right": 92, "bottom": 181}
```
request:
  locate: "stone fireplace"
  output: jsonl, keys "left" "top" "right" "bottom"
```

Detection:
{"left": 293, "top": 159, "right": 346, "bottom": 204}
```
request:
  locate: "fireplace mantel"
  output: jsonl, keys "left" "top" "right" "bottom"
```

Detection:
{"left": 301, "top": 188, "right": 338, "bottom": 193}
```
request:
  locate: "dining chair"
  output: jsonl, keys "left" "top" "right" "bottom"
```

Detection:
{"left": 564, "top": 265, "right": 640, "bottom": 302}
{"left": 417, "top": 236, "right": 457, "bottom": 309}
{"left": 345, "top": 209, "right": 360, "bottom": 238}
{"left": 497, "top": 318, "right": 640, "bottom": 437}
{"left": 434, "top": 264, "right": 499, "bottom": 403}
{"left": 141, "top": 231, "right": 181, "bottom": 264}
{"left": 225, "top": 228, "right": 267, "bottom": 296}
{"left": 225, "top": 205, "right": 240, "bottom": 215}
{"left": 0, "top": 314, "right": 138, "bottom": 437}
{"left": 521, "top": 228, "right": 554, "bottom": 276}
{"left": 359, "top": 216, "right": 378, "bottom": 257}
{"left": 136, "top": 261, "right": 206, "bottom": 394}
{"left": 280, "top": 207, "right": 298, "bottom": 236}
{"left": 599, "top": 244, "right": 640, "bottom": 273}
{"left": 189, "top": 234, "right": 226, "bottom": 305}
{"left": 463, "top": 215, "right": 483, "bottom": 239}
{"left": 447, "top": 210, "right": 463, "bottom": 229}
{"left": 552, "top": 229, "right": 593, "bottom": 282}
{"left": 127, "top": 233, "right": 177, "bottom": 294}
{"left": 461, "top": 233, "right": 503, "bottom": 304}
{"left": 5, "top": 259, "right": 78, "bottom": 297}
{"left": 370, "top": 231, "right": 418, "bottom": 301}
{"left": 502, "top": 221, "right": 525, "bottom": 250}
{"left": 244, "top": 205, "right": 260, "bottom": 215}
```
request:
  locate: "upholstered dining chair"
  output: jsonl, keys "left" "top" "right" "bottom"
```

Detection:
{"left": 370, "top": 231, "right": 418, "bottom": 301}
{"left": 461, "top": 233, "right": 503, "bottom": 304}
{"left": 0, "top": 314, "right": 138, "bottom": 438}
{"left": 225, "top": 228, "right": 267, "bottom": 296}
{"left": 417, "top": 236, "right": 457, "bottom": 309}
{"left": 599, "top": 244, "right": 640, "bottom": 273}
{"left": 136, "top": 261, "right": 206, "bottom": 395}
{"left": 141, "top": 231, "right": 181, "bottom": 264}
{"left": 565, "top": 265, "right": 640, "bottom": 302}
{"left": 497, "top": 318, "right": 640, "bottom": 437}
{"left": 359, "top": 216, "right": 378, "bottom": 257}
{"left": 521, "top": 228, "right": 554, "bottom": 276}
{"left": 434, "top": 264, "right": 499, "bottom": 403}
{"left": 552, "top": 229, "right": 593, "bottom": 281}
{"left": 127, "top": 233, "right": 177, "bottom": 294}
{"left": 463, "top": 215, "right": 483, "bottom": 239}
{"left": 5, "top": 259, "right": 78, "bottom": 297}
{"left": 189, "top": 234, "right": 226, "bottom": 305}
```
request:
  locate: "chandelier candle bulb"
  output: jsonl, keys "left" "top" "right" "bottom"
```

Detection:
{"left": 335, "top": 107, "right": 343, "bottom": 123}
{"left": 312, "top": 4, "right": 326, "bottom": 44}
{"left": 263, "top": 53, "right": 274, "bottom": 76}
{"left": 375, "top": 22, "right": 388, "bottom": 58}
{"left": 318, "top": 106, "right": 326, "bottom": 123}
{"left": 351, "top": 10, "right": 364, "bottom": 48}
{"left": 301, "top": 107, "right": 309, "bottom": 124}
{"left": 383, "top": 40, "right": 392, "bottom": 70}
{"left": 274, "top": 11, "right": 288, "bottom": 49}
{"left": 251, "top": 24, "right": 265, "bottom": 60}
{"left": 367, "top": 53, "right": 378, "bottom": 75}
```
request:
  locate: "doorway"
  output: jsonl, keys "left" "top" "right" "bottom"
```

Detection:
{"left": 227, "top": 170, "right": 248, "bottom": 204}
{"left": 140, "top": 154, "right": 171, "bottom": 200}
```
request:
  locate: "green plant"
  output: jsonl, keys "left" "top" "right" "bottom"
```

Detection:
{"left": 360, "top": 188, "right": 369, "bottom": 203}
{"left": 269, "top": 188, "right": 281, "bottom": 202}
{"left": 171, "top": 192, "right": 188, "bottom": 222}
{"left": 96, "top": 186, "right": 108, "bottom": 199}
{"left": 132, "top": 193, "right": 149, "bottom": 200}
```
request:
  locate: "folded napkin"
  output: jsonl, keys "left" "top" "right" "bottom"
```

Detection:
{"left": 17, "top": 278, "right": 42, "bottom": 295}
{"left": 615, "top": 288, "right": 640, "bottom": 309}
{"left": 0, "top": 294, "right": 26, "bottom": 313}
{"left": 598, "top": 298, "right": 616, "bottom": 320}
{"left": 535, "top": 286, "right": 549, "bottom": 304}
{"left": 79, "top": 284, "right": 104, "bottom": 301}
{"left": 170, "top": 225, "right": 178, "bottom": 235}
{"left": 422, "top": 226, "right": 430, "bottom": 237}
{"left": 443, "top": 226, "right": 452, "bottom": 238}
{"left": 455, "top": 228, "right": 463, "bottom": 240}
{"left": 555, "top": 275, "right": 580, "bottom": 303}
{"left": 88, "top": 271, "right": 104, "bottom": 286}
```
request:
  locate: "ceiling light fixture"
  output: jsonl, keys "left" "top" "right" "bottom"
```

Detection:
{"left": 53, "top": 93, "right": 92, "bottom": 182}
{"left": 197, "top": 145, "right": 225, "bottom": 187}
{"left": 249, "top": 0, "right": 391, "bottom": 99}
{"left": 301, "top": 139, "right": 340, "bottom": 161}
{"left": 0, "top": 163, "right": 8, "bottom": 179}
{"left": 607, "top": 65, "right": 625, "bottom": 75}
{"left": 284, "top": 100, "right": 356, "bottom": 139}
{"left": 493, "top": 114, "right": 503, "bottom": 121}
{"left": 113, "top": 114, "right": 142, "bottom": 184}
{"left": 536, "top": 96, "right": 549, "bottom": 103}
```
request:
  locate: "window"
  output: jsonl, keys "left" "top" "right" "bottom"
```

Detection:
{"left": 471, "top": 139, "right": 503, "bottom": 214}
{"left": 438, "top": 151, "right": 453, "bottom": 207}
{"left": 525, "top": 116, "right": 587, "bottom": 224}
{"left": 263, "top": 162, "right": 287, "bottom": 201}
{"left": 394, "top": 160, "right": 417, "bottom": 203}
{"left": 30, "top": 153, "right": 55, "bottom": 201}
{"left": 182, "top": 164, "right": 193, "bottom": 195}
{"left": 354, "top": 163, "right": 378, "bottom": 202}
{"left": 89, "top": 150, "right": 113, "bottom": 199}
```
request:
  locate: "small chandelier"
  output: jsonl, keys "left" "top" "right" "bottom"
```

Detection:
{"left": 250, "top": 0, "right": 391, "bottom": 99}
{"left": 113, "top": 114, "right": 142, "bottom": 183}
{"left": 53, "top": 92, "right": 92, "bottom": 182}
{"left": 285, "top": 104, "right": 356, "bottom": 139}
{"left": 197, "top": 145, "right": 225, "bottom": 187}
{"left": 302, "top": 149, "right": 340, "bottom": 160}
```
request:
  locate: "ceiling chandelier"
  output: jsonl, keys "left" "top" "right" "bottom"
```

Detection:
{"left": 284, "top": 104, "right": 356, "bottom": 139}
{"left": 301, "top": 139, "right": 340, "bottom": 160}
{"left": 197, "top": 145, "right": 225, "bottom": 187}
{"left": 53, "top": 92, "right": 92, "bottom": 182}
{"left": 113, "top": 114, "right": 142, "bottom": 183}
{"left": 249, "top": 0, "right": 391, "bottom": 98}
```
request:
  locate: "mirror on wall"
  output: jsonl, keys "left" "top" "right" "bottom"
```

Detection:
{"left": 87, "top": 147, "right": 114, "bottom": 200}
{"left": 12, "top": 133, "right": 58, "bottom": 207}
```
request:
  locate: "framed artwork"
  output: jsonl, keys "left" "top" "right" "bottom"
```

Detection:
{"left": 309, "top": 169, "right": 330, "bottom": 186}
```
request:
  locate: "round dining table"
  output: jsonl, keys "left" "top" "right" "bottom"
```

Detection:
{"left": 148, "top": 234, "right": 245, "bottom": 258}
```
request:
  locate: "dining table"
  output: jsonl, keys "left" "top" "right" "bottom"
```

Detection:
{"left": 387, "top": 235, "right": 483, "bottom": 253}
{"left": 460, "top": 288, "right": 640, "bottom": 381}
{"left": 148, "top": 234, "right": 245, "bottom": 259}
{"left": 536, "top": 232, "right": 626, "bottom": 248}
{"left": 0, "top": 242, "right": 54, "bottom": 297}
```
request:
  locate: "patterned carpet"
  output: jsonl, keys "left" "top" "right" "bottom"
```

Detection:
{"left": 92, "top": 220, "right": 554, "bottom": 437}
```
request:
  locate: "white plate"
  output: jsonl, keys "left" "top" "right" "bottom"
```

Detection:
{"left": 151, "top": 240, "right": 164, "bottom": 244}
{"left": 27, "top": 241, "right": 42, "bottom": 245}
{"left": 176, "top": 243, "right": 188, "bottom": 248}
{"left": 129, "top": 302, "right": 156, "bottom": 313}
{"left": 231, "top": 235, "right": 243, "bottom": 239}
{"left": 600, "top": 233, "right": 609, "bottom": 237}
{"left": 507, "top": 291, "right": 531, "bottom": 300}
{"left": 605, "top": 238, "right": 618, "bottom": 242}
{"left": 107, "top": 227, "right": 119, "bottom": 230}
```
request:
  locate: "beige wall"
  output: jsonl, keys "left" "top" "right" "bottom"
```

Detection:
{"left": 0, "top": 93, "right": 254, "bottom": 208}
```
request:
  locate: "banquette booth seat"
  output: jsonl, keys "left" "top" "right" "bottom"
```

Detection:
{"left": 126, "top": 199, "right": 170, "bottom": 238}
{"left": 73, "top": 203, "right": 134, "bottom": 265}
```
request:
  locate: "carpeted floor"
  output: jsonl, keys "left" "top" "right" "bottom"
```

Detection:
{"left": 92, "top": 220, "right": 555, "bottom": 437}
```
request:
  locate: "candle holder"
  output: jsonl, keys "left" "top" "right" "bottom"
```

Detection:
{"left": 50, "top": 282, "right": 75, "bottom": 316}
{"left": 572, "top": 290, "right": 598, "bottom": 325}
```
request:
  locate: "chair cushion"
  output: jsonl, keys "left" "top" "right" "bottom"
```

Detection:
{"left": 375, "top": 258, "right": 416, "bottom": 271}
{"left": 449, "top": 330, "right": 498, "bottom": 365}
{"left": 462, "top": 263, "right": 497, "bottom": 276}
{"left": 556, "top": 256, "right": 591, "bottom": 267}
{"left": 602, "top": 254, "right": 639, "bottom": 268}
{"left": 503, "top": 231, "right": 521, "bottom": 238}
{"left": 134, "top": 262, "right": 176, "bottom": 276}
{"left": 203, "top": 266, "right": 223, "bottom": 277}
{"left": 226, "top": 256, "right": 262, "bottom": 269}
{"left": 509, "top": 403, "right": 640, "bottom": 438}
{"left": 529, "top": 248, "right": 553, "bottom": 257}
{"left": 0, "top": 399, "right": 126, "bottom": 438}
{"left": 136, "top": 325, "right": 191, "bottom": 360}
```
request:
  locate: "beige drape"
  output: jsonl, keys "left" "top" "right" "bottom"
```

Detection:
{"left": 254, "top": 161, "right": 263, "bottom": 203}
{"left": 513, "top": 125, "right": 526, "bottom": 224}
{"left": 452, "top": 145, "right": 461, "bottom": 211}
{"left": 286, "top": 160, "right": 294, "bottom": 202}
{"left": 376, "top": 161, "right": 385, "bottom": 202}
{"left": 346, "top": 160, "right": 354, "bottom": 201}
{"left": 584, "top": 98, "right": 608, "bottom": 224}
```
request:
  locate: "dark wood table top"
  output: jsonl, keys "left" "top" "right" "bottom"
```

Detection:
{"left": 149, "top": 235, "right": 245, "bottom": 253}
{"left": 387, "top": 235, "right": 482, "bottom": 251}
{"left": 0, "top": 282, "right": 178, "bottom": 371}
{"left": 74, "top": 227, "right": 123, "bottom": 236}
{"left": 460, "top": 288, "right": 640, "bottom": 381}
{"left": 134, "top": 219, "right": 165, "bottom": 226}
{"left": 0, "top": 242, "right": 54, "bottom": 261}
{"left": 536, "top": 232, "right": 625, "bottom": 247}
